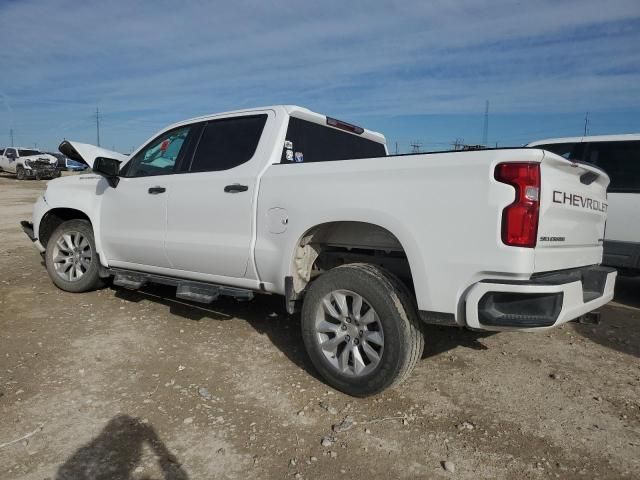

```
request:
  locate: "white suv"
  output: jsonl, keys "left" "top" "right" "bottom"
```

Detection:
{"left": 528, "top": 134, "right": 640, "bottom": 275}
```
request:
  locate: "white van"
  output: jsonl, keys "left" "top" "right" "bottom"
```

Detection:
{"left": 528, "top": 134, "right": 640, "bottom": 275}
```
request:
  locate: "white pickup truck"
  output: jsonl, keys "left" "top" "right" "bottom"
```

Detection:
{"left": 0, "top": 147, "right": 60, "bottom": 179}
{"left": 21, "top": 105, "right": 616, "bottom": 396}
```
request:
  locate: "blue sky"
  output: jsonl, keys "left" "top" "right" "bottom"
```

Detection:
{"left": 0, "top": 0, "right": 639, "bottom": 153}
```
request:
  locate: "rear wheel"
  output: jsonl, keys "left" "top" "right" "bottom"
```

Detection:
{"left": 16, "top": 166, "right": 26, "bottom": 180}
{"left": 301, "top": 263, "right": 424, "bottom": 397}
{"left": 45, "top": 219, "right": 105, "bottom": 293}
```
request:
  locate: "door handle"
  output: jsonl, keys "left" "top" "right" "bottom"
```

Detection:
{"left": 224, "top": 183, "right": 249, "bottom": 193}
{"left": 148, "top": 186, "right": 166, "bottom": 194}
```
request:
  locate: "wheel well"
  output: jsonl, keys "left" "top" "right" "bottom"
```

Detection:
{"left": 39, "top": 208, "right": 91, "bottom": 248}
{"left": 292, "top": 221, "right": 414, "bottom": 295}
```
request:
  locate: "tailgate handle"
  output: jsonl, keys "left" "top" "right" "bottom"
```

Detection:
{"left": 580, "top": 171, "right": 599, "bottom": 185}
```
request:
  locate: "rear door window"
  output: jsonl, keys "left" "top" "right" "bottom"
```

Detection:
{"left": 585, "top": 141, "right": 640, "bottom": 192}
{"left": 281, "top": 117, "right": 386, "bottom": 163}
{"left": 188, "top": 115, "right": 267, "bottom": 172}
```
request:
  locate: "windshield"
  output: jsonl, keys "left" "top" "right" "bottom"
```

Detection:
{"left": 18, "top": 149, "right": 42, "bottom": 157}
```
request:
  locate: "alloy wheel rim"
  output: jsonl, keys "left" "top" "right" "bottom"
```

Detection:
{"left": 52, "top": 231, "right": 92, "bottom": 281}
{"left": 314, "top": 289, "right": 384, "bottom": 377}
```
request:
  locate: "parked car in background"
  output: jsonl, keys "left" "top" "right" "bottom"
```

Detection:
{"left": 0, "top": 147, "right": 60, "bottom": 180}
{"left": 65, "top": 158, "right": 89, "bottom": 171}
{"left": 21, "top": 105, "right": 616, "bottom": 396}
{"left": 49, "top": 152, "right": 88, "bottom": 172}
{"left": 528, "top": 134, "right": 640, "bottom": 275}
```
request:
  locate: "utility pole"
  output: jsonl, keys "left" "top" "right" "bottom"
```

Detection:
{"left": 482, "top": 100, "right": 489, "bottom": 146}
{"left": 583, "top": 112, "right": 590, "bottom": 136}
{"left": 95, "top": 107, "right": 101, "bottom": 146}
{"left": 9, "top": 128, "right": 14, "bottom": 147}
{"left": 395, "top": 141, "right": 399, "bottom": 155}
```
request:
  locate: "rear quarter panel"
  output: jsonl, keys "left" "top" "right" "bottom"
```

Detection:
{"left": 255, "top": 149, "right": 544, "bottom": 316}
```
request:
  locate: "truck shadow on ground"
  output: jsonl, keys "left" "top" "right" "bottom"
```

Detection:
{"left": 55, "top": 415, "right": 189, "bottom": 480}
{"left": 113, "top": 284, "right": 324, "bottom": 382}
{"left": 571, "top": 275, "right": 640, "bottom": 358}
{"left": 112, "top": 284, "right": 495, "bottom": 381}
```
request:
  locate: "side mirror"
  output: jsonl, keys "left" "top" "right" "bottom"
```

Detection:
{"left": 6, "top": 152, "right": 16, "bottom": 159}
{"left": 93, "top": 157, "right": 121, "bottom": 187}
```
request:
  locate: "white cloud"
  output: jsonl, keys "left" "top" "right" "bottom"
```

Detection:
{"left": 0, "top": 0, "right": 638, "bottom": 149}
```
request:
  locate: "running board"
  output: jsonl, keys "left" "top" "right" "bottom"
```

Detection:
{"left": 113, "top": 272, "right": 146, "bottom": 289}
{"left": 112, "top": 269, "right": 254, "bottom": 304}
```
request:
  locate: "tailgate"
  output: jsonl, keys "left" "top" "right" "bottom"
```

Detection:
{"left": 535, "top": 151, "right": 610, "bottom": 272}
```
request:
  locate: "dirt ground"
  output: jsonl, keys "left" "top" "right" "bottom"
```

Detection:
{"left": 0, "top": 172, "right": 639, "bottom": 480}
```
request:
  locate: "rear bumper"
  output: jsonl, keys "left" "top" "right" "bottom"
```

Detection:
{"left": 464, "top": 265, "right": 617, "bottom": 331}
{"left": 603, "top": 240, "right": 640, "bottom": 273}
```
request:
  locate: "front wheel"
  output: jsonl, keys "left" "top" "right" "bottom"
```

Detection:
{"left": 301, "top": 263, "right": 424, "bottom": 397}
{"left": 16, "top": 166, "right": 26, "bottom": 180}
{"left": 45, "top": 219, "right": 105, "bottom": 293}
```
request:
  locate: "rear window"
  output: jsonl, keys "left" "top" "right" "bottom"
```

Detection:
{"left": 585, "top": 141, "right": 640, "bottom": 193}
{"left": 281, "top": 117, "right": 386, "bottom": 163}
{"left": 189, "top": 115, "right": 267, "bottom": 172}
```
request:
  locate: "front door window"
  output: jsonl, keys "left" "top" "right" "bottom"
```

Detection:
{"left": 124, "top": 126, "right": 191, "bottom": 177}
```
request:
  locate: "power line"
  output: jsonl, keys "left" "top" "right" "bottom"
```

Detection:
{"left": 409, "top": 140, "right": 423, "bottom": 153}
{"left": 482, "top": 100, "right": 489, "bottom": 146}
{"left": 95, "top": 107, "right": 101, "bottom": 146}
{"left": 9, "top": 128, "right": 14, "bottom": 147}
{"left": 583, "top": 112, "right": 590, "bottom": 136}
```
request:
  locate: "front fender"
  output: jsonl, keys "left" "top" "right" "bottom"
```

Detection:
{"left": 34, "top": 175, "right": 108, "bottom": 266}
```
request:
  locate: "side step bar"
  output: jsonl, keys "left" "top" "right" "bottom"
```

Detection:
{"left": 112, "top": 269, "right": 254, "bottom": 304}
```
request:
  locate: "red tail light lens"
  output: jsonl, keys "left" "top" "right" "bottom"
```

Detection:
{"left": 495, "top": 162, "right": 540, "bottom": 248}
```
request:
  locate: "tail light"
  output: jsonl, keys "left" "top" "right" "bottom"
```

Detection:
{"left": 495, "top": 162, "right": 540, "bottom": 248}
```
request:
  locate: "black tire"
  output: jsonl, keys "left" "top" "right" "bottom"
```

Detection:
{"left": 16, "top": 165, "right": 26, "bottom": 180}
{"left": 301, "top": 263, "right": 424, "bottom": 397}
{"left": 45, "top": 219, "right": 105, "bottom": 293}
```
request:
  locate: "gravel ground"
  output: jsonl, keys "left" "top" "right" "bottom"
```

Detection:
{"left": 1, "top": 172, "right": 639, "bottom": 479}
